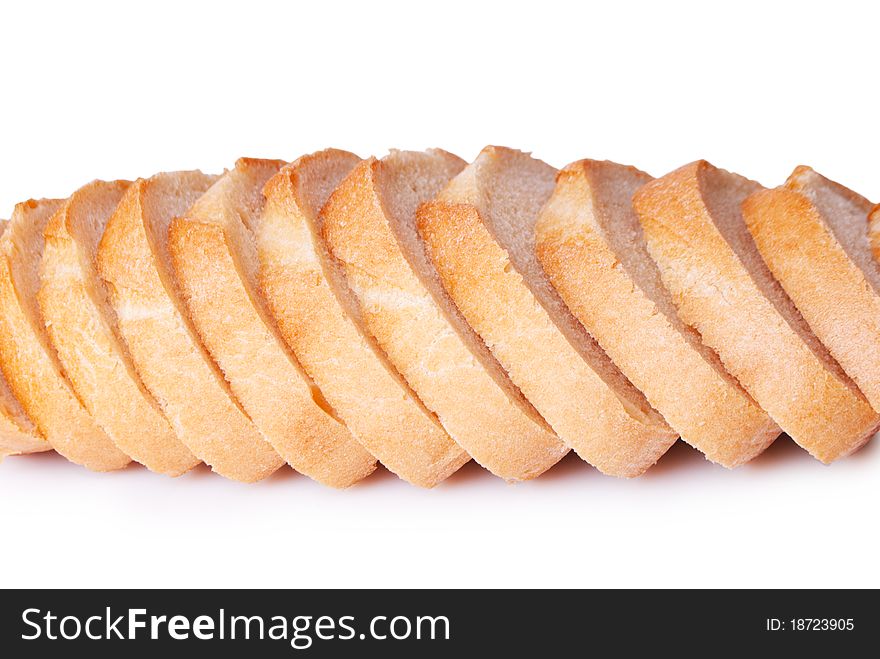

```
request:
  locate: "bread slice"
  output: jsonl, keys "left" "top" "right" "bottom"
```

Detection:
{"left": 417, "top": 147, "right": 677, "bottom": 477}
{"left": 97, "top": 172, "right": 283, "bottom": 482}
{"left": 0, "top": 366, "right": 45, "bottom": 461}
{"left": 255, "top": 150, "right": 467, "bottom": 487}
{"left": 537, "top": 160, "right": 778, "bottom": 467}
{"left": 635, "top": 161, "right": 878, "bottom": 463}
{"left": 169, "top": 158, "right": 377, "bottom": 488}
{"left": 38, "top": 180, "right": 199, "bottom": 476}
{"left": 744, "top": 167, "right": 880, "bottom": 414}
{"left": 321, "top": 149, "right": 567, "bottom": 480}
{"left": 0, "top": 220, "right": 49, "bottom": 461}
{"left": 0, "top": 199, "right": 131, "bottom": 471}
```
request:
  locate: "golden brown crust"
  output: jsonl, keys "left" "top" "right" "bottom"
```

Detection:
{"left": 419, "top": 147, "right": 677, "bottom": 477}
{"left": 637, "top": 161, "right": 878, "bottom": 463}
{"left": 0, "top": 199, "right": 131, "bottom": 471}
{"left": 255, "top": 150, "right": 466, "bottom": 487}
{"left": 39, "top": 180, "right": 199, "bottom": 476}
{"left": 97, "top": 173, "right": 283, "bottom": 482}
{"left": 169, "top": 159, "right": 377, "bottom": 488}
{"left": 321, "top": 151, "right": 566, "bottom": 480}
{"left": 0, "top": 373, "right": 46, "bottom": 459}
{"left": 538, "top": 160, "right": 778, "bottom": 467}
{"left": 743, "top": 168, "right": 880, "bottom": 416}
{"left": 0, "top": 403, "right": 45, "bottom": 460}
{"left": 868, "top": 204, "right": 880, "bottom": 262}
{"left": 4, "top": 154, "right": 876, "bottom": 479}
{"left": 0, "top": 349, "right": 47, "bottom": 460}
{"left": 0, "top": 220, "right": 47, "bottom": 460}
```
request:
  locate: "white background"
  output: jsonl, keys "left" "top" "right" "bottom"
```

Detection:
{"left": 1, "top": 0, "right": 878, "bottom": 589}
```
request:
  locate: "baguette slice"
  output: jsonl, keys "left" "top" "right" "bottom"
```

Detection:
{"left": 0, "top": 199, "right": 131, "bottom": 470}
{"left": 0, "top": 220, "right": 48, "bottom": 461}
{"left": 538, "top": 160, "right": 779, "bottom": 467}
{"left": 322, "top": 149, "right": 567, "bottom": 480}
{"left": 418, "top": 147, "right": 677, "bottom": 477}
{"left": 39, "top": 180, "right": 199, "bottom": 476}
{"left": 635, "top": 161, "right": 878, "bottom": 463}
{"left": 169, "top": 158, "right": 377, "bottom": 488}
{"left": 0, "top": 367, "right": 44, "bottom": 461}
{"left": 97, "top": 172, "right": 283, "bottom": 482}
{"left": 255, "top": 150, "right": 467, "bottom": 487}
{"left": 744, "top": 167, "right": 880, "bottom": 413}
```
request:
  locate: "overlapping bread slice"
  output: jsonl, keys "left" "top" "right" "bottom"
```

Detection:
{"left": 0, "top": 368, "right": 44, "bottom": 461}
{"left": 96, "top": 172, "right": 283, "bottom": 482}
{"left": 417, "top": 147, "right": 676, "bottom": 477}
{"left": 0, "top": 199, "right": 131, "bottom": 471}
{"left": 254, "top": 149, "right": 467, "bottom": 487}
{"left": 168, "top": 158, "right": 377, "bottom": 488}
{"left": 744, "top": 167, "right": 880, "bottom": 414}
{"left": 321, "top": 149, "right": 567, "bottom": 480}
{"left": 0, "top": 219, "right": 48, "bottom": 461}
{"left": 38, "top": 180, "right": 199, "bottom": 476}
{"left": 634, "top": 161, "right": 878, "bottom": 463}
{"left": 537, "top": 160, "right": 779, "bottom": 467}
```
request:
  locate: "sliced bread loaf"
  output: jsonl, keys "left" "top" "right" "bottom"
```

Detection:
{"left": 743, "top": 167, "right": 880, "bottom": 413}
{"left": 418, "top": 147, "right": 677, "bottom": 477}
{"left": 97, "top": 172, "right": 283, "bottom": 482}
{"left": 321, "top": 150, "right": 567, "bottom": 481}
{"left": 169, "top": 158, "right": 377, "bottom": 488}
{"left": 537, "top": 160, "right": 779, "bottom": 467}
{"left": 635, "top": 161, "right": 878, "bottom": 463}
{"left": 39, "top": 180, "right": 199, "bottom": 476}
{"left": 255, "top": 150, "right": 467, "bottom": 487}
{"left": 0, "top": 219, "right": 48, "bottom": 461}
{"left": 0, "top": 199, "right": 131, "bottom": 471}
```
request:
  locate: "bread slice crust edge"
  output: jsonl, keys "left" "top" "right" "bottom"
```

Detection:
{"left": 419, "top": 147, "right": 677, "bottom": 477}
{"left": 169, "top": 158, "right": 377, "bottom": 488}
{"left": 256, "top": 149, "right": 468, "bottom": 487}
{"left": 39, "top": 180, "right": 199, "bottom": 476}
{"left": 538, "top": 159, "right": 779, "bottom": 467}
{"left": 744, "top": 167, "right": 880, "bottom": 415}
{"left": 636, "top": 161, "right": 878, "bottom": 463}
{"left": 0, "top": 199, "right": 131, "bottom": 471}
{"left": 96, "top": 173, "right": 283, "bottom": 482}
{"left": 321, "top": 150, "right": 567, "bottom": 481}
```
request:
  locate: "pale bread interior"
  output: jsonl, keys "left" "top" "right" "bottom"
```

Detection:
{"left": 185, "top": 160, "right": 278, "bottom": 289}
{"left": 308, "top": 161, "right": 403, "bottom": 355}
{"left": 50, "top": 181, "right": 163, "bottom": 412}
{"left": 0, "top": 220, "right": 37, "bottom": 435}
{"left": 377, "top": 149, "right": 551, "bottom": 429}
{"left": 788, "top": 166, "right": 880, "bottom": 296}
{"left": 0, "top": 368, "right": 35, "bottom": 433}
{"left": 297, "top": 153, "right": 361, "bottom": 226}
{"left": 302, "top": 154, "right": 446, "bottom": 422}
{"left": 3, "top": 200, "right": 65, "bottom": 365}
{"left": 585, "top": 161, "right": 748, "bottom": 395}
{"left": 473, "top": 151, "right": 660, "bottom": 422}
{"left": 140, "top": 172, "right": 217, "bottom": 283}
{"left": 700, "top": 164, "right": 856, "bottom": 390}
{"left": 64, "top": 183, "right": 126, "bottom": 265}
{"left": 132, "top": 172, "right": 256, "bottom": 415}
{"left": 181, "top": 162, "right": 278, "bottom": 330}
{"left": 181, "top": 160, "right": 342, "bottom": 422}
